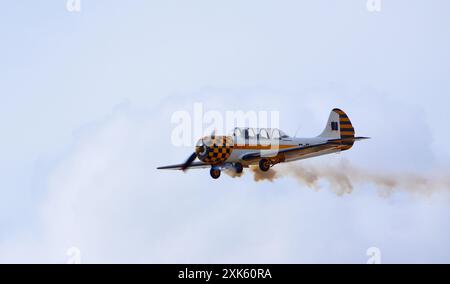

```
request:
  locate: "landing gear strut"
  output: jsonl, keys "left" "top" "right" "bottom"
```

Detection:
{"left": 234, "top": 163, "right": 244, "bottom": 174}
{"left": 259, "top": 159, "right": 271, "bottom": 172}
{"left": 210, "top": 167, "right": 221, "bottom": 179}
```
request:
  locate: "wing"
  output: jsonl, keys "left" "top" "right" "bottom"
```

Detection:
{"left": 157, "top": 161, "right": 211, "bottom": 170}
{"left": 241, "top": 142, "right": 340, "bottom": 161}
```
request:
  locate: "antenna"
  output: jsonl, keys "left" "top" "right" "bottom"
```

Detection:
{"left": 294, "top": 125, "right": 301, "bottom": 138}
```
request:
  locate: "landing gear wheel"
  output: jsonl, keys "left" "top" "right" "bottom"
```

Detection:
{"left": 234, "top": 163, "right": 244, "bottom": 174}
{"left": 259, "top": 159, "right": 271, "bottom": 172}
{"left": 210, "top": 168, "right": 221, "bottom": 179}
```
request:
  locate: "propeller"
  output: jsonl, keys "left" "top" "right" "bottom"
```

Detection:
{"left": 181, "top": 152, "right": 198, "bottom": 171}
{"left": 181, "top": 130, "right": 216, "bottom": 171}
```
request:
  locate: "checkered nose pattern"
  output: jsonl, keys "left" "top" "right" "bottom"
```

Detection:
{"left": 197, "top": 135, "right": 234, "bottom": 165}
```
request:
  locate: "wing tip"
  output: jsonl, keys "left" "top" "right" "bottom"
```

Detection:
{"left": 156, "top": 165, "right": 181, "bottom": 170}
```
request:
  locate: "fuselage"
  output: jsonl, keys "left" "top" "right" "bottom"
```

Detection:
{"left": 225, "top": 136, "right": 338, "bottom": 166}
{"left": 196, "top": 134, "right": 343, "bottom": 167}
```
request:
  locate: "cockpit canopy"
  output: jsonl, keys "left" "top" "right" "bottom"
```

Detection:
{"left": 232, "top": 127, "right": 289, "bottom": 140}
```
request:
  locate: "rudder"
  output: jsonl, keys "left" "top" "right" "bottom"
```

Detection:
{"left": 333, "top": 108, "right": 355, "bottom": 150}
{"left": 319, "top": 108, "right": 355, "bottom": 150}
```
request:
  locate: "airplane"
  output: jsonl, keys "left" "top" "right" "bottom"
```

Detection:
{"left": 157, "top": 108, "right": 369, "bottom": 179}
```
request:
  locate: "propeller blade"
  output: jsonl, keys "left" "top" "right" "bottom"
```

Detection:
{"left": 181, "top": 152, "right": 198, "bottom": 171}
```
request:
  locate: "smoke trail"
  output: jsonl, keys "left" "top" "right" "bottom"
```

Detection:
{"left": 223, "top": 168, "right": 244, "bottom": 178}
{"left": 250, "top": 166, "right": 278, "bottom": 182}
{"left": 249, "top": 160, "right": 450, "bottom": 197}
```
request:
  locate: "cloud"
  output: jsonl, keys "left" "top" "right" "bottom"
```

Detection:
{"left": 2, "top": 89, "right": 450, "bottom": 264}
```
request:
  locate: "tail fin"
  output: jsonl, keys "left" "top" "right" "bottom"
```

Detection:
{"left": 319, "top": 108, "right": 355, "bottom": 150}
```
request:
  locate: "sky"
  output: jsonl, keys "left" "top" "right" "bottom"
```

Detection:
{"left": 1, "top": 0, "right": 450, "bottom": 263}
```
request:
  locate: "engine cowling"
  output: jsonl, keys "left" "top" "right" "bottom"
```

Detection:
{"left": 196, "top": 135, "right": 234, "bottom": 165}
